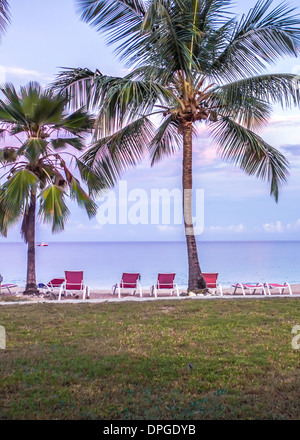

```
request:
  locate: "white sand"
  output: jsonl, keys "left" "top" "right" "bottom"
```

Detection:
{"left": 1, "top": 284, "right": 300, "bottom": 305}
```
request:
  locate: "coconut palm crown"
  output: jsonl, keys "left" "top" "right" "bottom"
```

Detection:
{"left": 0, "top": 82, "right": 101, "bottom": 294}
{"left": 53, "top": 0, "right": 300, "bottom": 291}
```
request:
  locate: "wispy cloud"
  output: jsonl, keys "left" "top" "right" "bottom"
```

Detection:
{"left": 0, "top": 65, "right": 53, "bottom": 83}
{"left": 263, "top": 221, "right": 285, "bottom": 233}
{"left": 263, "top": 219, "right": 300, "bottom": 233}
{"left": 281, "top": 145, "right": 300, "bottom": 157}
{"left": 156, "top": 225, "right": 180, "bottom": 233}
{"left": 266, "top": 113, "right": 300, "bottom": 128}
{"left": 207, "top": 223, "right": 245, "bottom": 233}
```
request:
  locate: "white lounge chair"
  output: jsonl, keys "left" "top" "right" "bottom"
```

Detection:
{"left": 264, "top": 282, "right": 292, "bottom": 295}
{"left": 231, "top": 282, "right": 266, "bottom": 295}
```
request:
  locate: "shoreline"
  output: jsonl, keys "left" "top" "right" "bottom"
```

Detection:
{"left": 1, "top": 284, "right": 300, "bottom": 305}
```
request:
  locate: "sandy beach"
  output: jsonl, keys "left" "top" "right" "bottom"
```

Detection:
{"left": 1, "top": 284, "right": 300, "bottom": 304}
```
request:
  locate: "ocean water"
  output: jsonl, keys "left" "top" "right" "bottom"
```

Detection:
{"left": 0, "top": 241, "right": 299, "bottom": 290}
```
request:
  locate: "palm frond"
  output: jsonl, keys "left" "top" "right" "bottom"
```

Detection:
{"left": 2, "top": 169, "right": 38, "bottom": 209}
{"left": 0, "top": 0, "right": 10, "bottom": 40}
{"left": 82, "top": 116, "right": 154, "bottom": 187}
{"left": 51, "top": 67, "right": 105, "bottom": 112}
{"left": 94, "top": 74, "right": 173, "bottom": 135}
{"left": 76, "top": 0, "right": 145, "bottom": 38}
{"left": 58, "top": 108, "right": 95, "bottom": 134}
{"left": 75, "top": 157, "right": 110, "bottom": 195}
{"left": 69, "top": 178, "right": 98, "bottom": 218}
{"left": 215, "top": 73, "right": 300, "bottom": 110}
{"left": 51, "top": 137, "right": 85, "bottom": 151}
{"left": 0, "top": 187, "right": 20, "bottom": 237}
{"left": 38, "top": 184, "right": 70, "bottom": 233}
{"left": 210, "top": 0, "right": 300, "bottom": 81}
{"left": 18, "top": 138, "right": 48, "bottom": 163}
{"left": 210, "top": 117, "right": 290, "bottom": 201}
{"left": 149, "top": 114, "right": 182, "bottom": 165}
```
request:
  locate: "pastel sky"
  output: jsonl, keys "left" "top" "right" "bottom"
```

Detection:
{"left": 0, "top": 0, "right": 300, "bottom": 242}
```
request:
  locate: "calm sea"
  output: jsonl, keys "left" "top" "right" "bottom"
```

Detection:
{"left": 0, "top": 241, "right": 299, "bottom": 290}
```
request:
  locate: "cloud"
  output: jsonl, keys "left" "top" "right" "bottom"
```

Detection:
{"left": 263, "top": 221, "right": 284, "bottom": 233}
{"left": 0, "top": 65, "right": 53, "bottom": 83}
{"left": 281, "top": 145, "right": 300, "bottom": 157}
{"left": 266, "top": 114, "right": 300, "bottom": 128}
{"left": 263, "top": 219, "right": 300, "bottom": 233}
{"left": 156, "top": 225, "right": 180, "bottom": 233}
{"left": 286, "top": 219, "right": 300, "bottom": 232}
{"left": 207, "top": 223, "right": 245, "bottom": 233}
{"left": 65, "top": 221, "right": 103, "bottom": 232}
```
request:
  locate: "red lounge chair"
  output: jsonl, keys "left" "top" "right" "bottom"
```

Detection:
{"left": 47, "top": 278, "right": 65, "bottom": 291}
{"left": 112, "top": 273, "right": 142, "bottom": 298}
{"left": 0, "top": 283, "right": 19, "bottom": 295}
{"left": 231, "top": 282, "right": 266, "bottom": 295}
{"left": 264, "top": 282, "right": 292, "bottom": 295}
{"left": 58, "top": 271, "right": 90, "bottom": 300}
{"left": 150, "top": 273, "right": 179, "bottom": 297}
{"left": 202, "top": 273, "right": 223, "bottom": 295}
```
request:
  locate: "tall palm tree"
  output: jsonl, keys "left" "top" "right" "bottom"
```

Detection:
{"left": 54, "top": 0, "right": 300, "bottom": 291}
{"left": 0, "top": 82, "right": 101, "bottom": 295}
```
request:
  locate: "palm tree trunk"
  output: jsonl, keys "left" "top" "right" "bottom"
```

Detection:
{"left": 24, "top": 190, "right": 39, "bottom": 295}
{"left": 182, "top": 123, "right": 206, "bottom": 291}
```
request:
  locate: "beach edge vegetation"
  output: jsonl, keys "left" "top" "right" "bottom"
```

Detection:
{"left": 52, "top": 0, "right": 300, "bottom": 292}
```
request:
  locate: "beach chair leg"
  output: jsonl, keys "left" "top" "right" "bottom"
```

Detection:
{"left": 285, "top": 283, "right": 292, "bottom": 295}
{"left": 231, "top": 284, "right": 241, "bottom": 295}
{"left": 264, "top": 284, "right": 270, "bottom": 295}
{"left": 138, "top": 284, "right": 142, "bottom": 297}
{"left": 58, "top": 284, "right": 64, "bottom": 300}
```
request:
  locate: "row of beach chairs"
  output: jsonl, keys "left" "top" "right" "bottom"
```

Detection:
{"left": 46, "top": 271, "right": 294, "bottom": 298}
{"left": 0, "top": 271, "right": 293, "bottom": 299}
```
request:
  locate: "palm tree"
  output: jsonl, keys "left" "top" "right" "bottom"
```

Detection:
{"left": 53, "top": 0, "right": 300, "bottom": 292}
{"left": 0, "top": 82, "right": 102, "bottom": 295}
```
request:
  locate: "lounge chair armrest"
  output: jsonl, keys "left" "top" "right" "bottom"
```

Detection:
{"left": 174, "top": 283, "right": 179, "bottom": 296}
{"left": 83, "top": 285, "right": 90, "bottom": 300}
{"left": 58, "top": 281, "right": 66, "bottom": 300}
{"left": 137, "top": 283, "right": 142, "bottom": 297}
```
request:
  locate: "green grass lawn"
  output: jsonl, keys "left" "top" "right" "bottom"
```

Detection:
{"left": 0, "top": 298, "right": 300, "bottom": 420}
